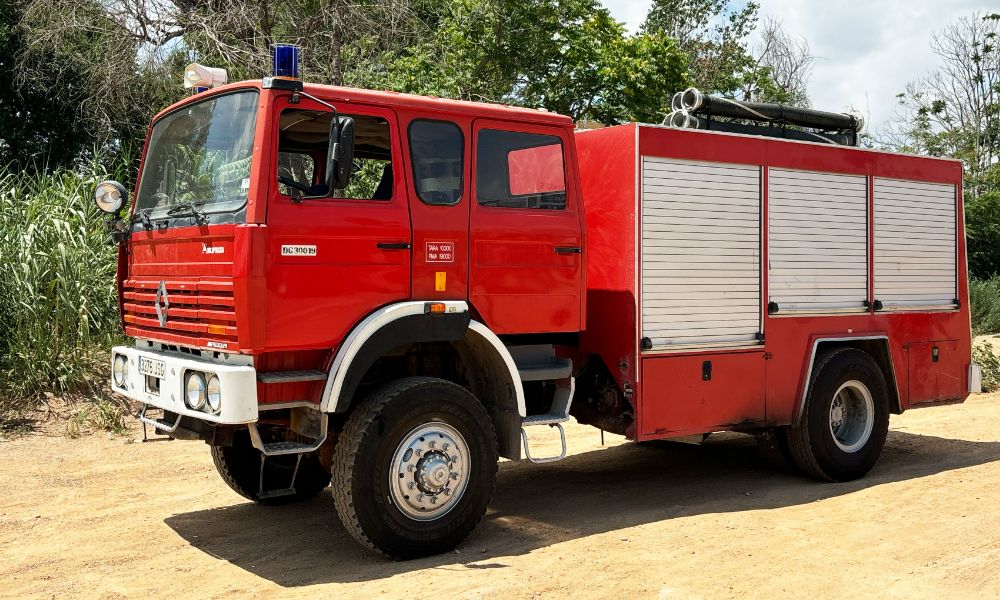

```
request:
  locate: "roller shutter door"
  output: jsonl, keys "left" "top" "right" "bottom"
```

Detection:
{"left": 874, "top": 178, "right": 957, "bottom": 309}
{"left": 768, "top": 168, "right": 869, "bottom": 313}
{"left": 641, "top": 157, "right": 762, "bottom": 349}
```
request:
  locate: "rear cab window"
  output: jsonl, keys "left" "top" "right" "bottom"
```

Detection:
{"left": 476, "top": 129, "right": 566, "bottom": 210}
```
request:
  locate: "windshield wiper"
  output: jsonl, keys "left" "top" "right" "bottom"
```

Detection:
{"left": 166, "top": 201, "right": 209, "bottom": 225}
{"left": 130, "top": 208, "right": 153, "bottom": 230}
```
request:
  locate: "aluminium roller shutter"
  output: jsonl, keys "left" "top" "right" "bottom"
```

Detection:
{"left": 768, "top": 168, "right": 869, "bottom": 313}
{"left": 873, "top": 178, "right": 957, "bottom": 309}
{"left": 641, "top": 157, "right": 762, "bottom": 349}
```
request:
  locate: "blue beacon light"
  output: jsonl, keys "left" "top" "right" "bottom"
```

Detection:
{"left": 271, "top": 44, "right": 300, "bottom": 78}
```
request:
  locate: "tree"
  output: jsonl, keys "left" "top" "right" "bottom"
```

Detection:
{"left": 966, "top": 191, "right": 1000, "bottom": 278}
{"left": 740, "top": 17, "right": 813, "bottom": 106}
{"left": 0, "top": 2, "right": 88, "bottom": 170}
{"left": 15, "top": 0, "right": 688, "bottom": 150}
{"left": 642, "top": 0, "right": 761, "bottom": 97}
{"left": 886, "top": 13, "right": 1000, "bottom": 198}
{"left": 383, "top": 0, "right": 687, "bottom": 123}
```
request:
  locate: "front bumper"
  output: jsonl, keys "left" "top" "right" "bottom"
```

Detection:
{"left": 110, "top": 346, "right": 258, "bottom": 424}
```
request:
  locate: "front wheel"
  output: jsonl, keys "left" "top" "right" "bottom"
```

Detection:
{"left": 787, "top": 348, "right": 890, "bottom": 482}
{"left": 331, "top": 377, "right": 499, "bottom": 559}
{"left": 211, "top": 429, "right": 331, "bottom": 504}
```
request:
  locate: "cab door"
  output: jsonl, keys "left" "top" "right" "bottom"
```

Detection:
{"left": 263, "top": 95, "right": 411, "bottom": 349}
{"left": 400, "top": 116, "right": 471, "bottom": 301}
{"left": 469, "top": 120, "right": 584, "bottom": 334}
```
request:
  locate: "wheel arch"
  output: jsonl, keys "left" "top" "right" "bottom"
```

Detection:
{"left": 794, "top": 335, "right": 902, "bottom": 426}
{"left": 320, "top": 301, "right": 525, "bottom": 460}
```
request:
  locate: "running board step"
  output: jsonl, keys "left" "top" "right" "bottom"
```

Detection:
{"left": 247, "top": 419, "right": 328, "bottom": 457}
{"left": 510, "top": 344, "right": 573, "bottom": 382}
{"left": 518, "top": 360, "right": 572, "bottom": 382}
{"left": 257, "top": 370, "right": 327, "bottom": 384}
{"left": 259, "top": 441, "right": 318, "bottom": 454}
{"left": 520, "top": 377, "right": 575, "bottom": 463}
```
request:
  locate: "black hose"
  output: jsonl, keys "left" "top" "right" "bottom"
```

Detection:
{"left": 681, "top": 88, "right": 863, "bottom": 132}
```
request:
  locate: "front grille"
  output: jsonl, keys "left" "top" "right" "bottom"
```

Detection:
{"left": 122, "top": 278, "right": 239, "bottom": 351}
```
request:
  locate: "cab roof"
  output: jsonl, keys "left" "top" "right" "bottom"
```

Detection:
{"left": 152, "top": 80, "right": 575, "bottom": 128}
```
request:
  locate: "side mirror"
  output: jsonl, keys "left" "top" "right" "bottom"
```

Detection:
{"left": 326, "top": 116, "right": 356, "bottom": 191}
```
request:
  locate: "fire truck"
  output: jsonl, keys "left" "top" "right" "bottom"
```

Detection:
{"left": 96, "top": 48, "right": 979, "bottom": 559}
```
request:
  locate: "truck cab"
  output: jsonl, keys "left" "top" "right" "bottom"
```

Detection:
{"left": 102, "top": 75, "right": 586, "bottom": 559}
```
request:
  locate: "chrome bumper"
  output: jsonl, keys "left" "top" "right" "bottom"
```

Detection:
{"left": 110, "top": 345, "right": 258, "bottom": 424}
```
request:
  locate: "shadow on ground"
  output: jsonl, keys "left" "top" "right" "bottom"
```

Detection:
{"left": 165, "top": 429, "right": 1000, "bottom": 586}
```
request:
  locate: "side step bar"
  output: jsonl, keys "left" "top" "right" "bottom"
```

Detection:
{"left": 247, "top": 417, "right": 328, "bottom": 457}
{"left": 510, "top": 343, "right": 577, "bottom": 464}
{"left": 246, "top": 413, "right": 329, "bottom": 499}
{"left": 519, "top": 377, "right": 575, "bottom": 463}
{"left": 256, "top": 370, "right": 326, "bottom": 384}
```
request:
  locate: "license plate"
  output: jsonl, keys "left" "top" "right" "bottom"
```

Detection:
{"left": 138, "top": 356, "right": 165, "bottom": 379}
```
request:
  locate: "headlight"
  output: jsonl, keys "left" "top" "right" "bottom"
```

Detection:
{"left": 185, "top": 371, "right": 207, "bottom": 410}
{"left": 112, "top": 355, "right": 128, "bottom": 388}
{"left": 94, "top": 180, "right": 127, "bottom": 214}
{"left": 206, "top": 375, "right": 222, "bottom": 414}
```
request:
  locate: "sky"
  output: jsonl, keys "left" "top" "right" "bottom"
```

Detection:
{"left": 602, "top": 0, "right": 998, "bottom": 132}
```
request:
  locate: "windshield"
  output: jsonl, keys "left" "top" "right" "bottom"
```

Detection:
{"left": 135, "top": 91, "right": 259, "bottom": 218}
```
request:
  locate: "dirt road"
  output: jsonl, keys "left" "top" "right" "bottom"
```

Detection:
{"left": 3, "top": 393, "right": 1000, "bottom": 599}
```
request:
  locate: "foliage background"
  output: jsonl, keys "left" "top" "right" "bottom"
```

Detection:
{"left": 0, "top": 1, "right": 997, "bottom": 424}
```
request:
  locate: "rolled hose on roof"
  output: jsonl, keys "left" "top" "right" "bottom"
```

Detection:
{"left": 673, "top": 87, "right": 864, "bottom": 133}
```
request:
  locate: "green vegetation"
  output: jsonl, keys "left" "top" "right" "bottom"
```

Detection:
{"left": 0, "top": 163, "right": 125, "bottom": 422}
{"left": 972, "top": 341, "right": 1000, "bottom": 392}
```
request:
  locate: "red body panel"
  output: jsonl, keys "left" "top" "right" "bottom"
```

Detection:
{"left": 577, "top": 124, "right": 971, "bottom": 441}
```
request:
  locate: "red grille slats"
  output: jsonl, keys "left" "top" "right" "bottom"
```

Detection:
{"left": 122, "top": 277, "right": 239, "bottom": 350}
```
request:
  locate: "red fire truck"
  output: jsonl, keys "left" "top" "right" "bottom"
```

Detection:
{"left": 96, "top": 54, "right": 979, "bottom": 559}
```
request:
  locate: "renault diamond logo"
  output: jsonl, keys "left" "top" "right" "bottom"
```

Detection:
{"left": 155, "top": 281, "right": 170, "bottom": 327}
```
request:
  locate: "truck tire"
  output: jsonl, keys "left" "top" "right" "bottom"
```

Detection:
{"left": 787, "top": 348, "right": 890, "bottom": 482}
{"left": 331, "top": 377, "right": 499, "bottom": 559}
{"left": 211, "top": 429, "right": 331, "bottom": 505}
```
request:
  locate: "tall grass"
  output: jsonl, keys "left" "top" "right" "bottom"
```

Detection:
{"left": 0, "top": 162, "right": 124, "bottom": 421}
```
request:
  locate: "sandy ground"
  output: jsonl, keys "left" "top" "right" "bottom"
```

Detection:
{"left": 3, "top": 394, "right": 1000, "bottom": 600}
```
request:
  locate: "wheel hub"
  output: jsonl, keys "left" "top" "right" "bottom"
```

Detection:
{"left": 416, "top": 452, "right": 452, "bottom": 493}
{"left": 389, "top": 422, "right": 470, "bottom": 521}
{"left": 828, "top": 380, "right": 875, "bottom": 453}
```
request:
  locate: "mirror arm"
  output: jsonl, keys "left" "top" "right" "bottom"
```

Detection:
{"left": 299, "top": 90, "right": 345, "bottom": 189}
{"left": 297, "top": 91, "right": 339, "bottom": 125}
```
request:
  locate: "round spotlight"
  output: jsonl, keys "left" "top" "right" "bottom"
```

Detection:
{"left": 185, "top": 371, "right": 207, "bottom": 410}
{"left": 206, "top": 375, "right": 222, "bottom": 414}
{"left": 112, "top": 355, "right": 128, "bottom": 388}
{"left": 94, "top": 180, "right": 127, "bottom": 214}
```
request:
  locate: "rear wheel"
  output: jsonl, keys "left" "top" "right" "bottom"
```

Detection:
{"left": 331, "top": 377, "right": 498, "bottom": 559}
{"left": 787, "top": 348, "right": 890, "bottom": 482}
{"left": 211, "top": 429, "right": 331, "bottom": 504}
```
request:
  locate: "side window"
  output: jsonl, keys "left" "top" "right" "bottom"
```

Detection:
{"left": 277, "top": 152, "right": 315, "bottom": 196}
{"left": 408, "top": 120, "right": 464, "bottom": 206}
{"left": 476, "top": 129, "right": 566, "bottom": 210}
{"left": 276, "top": 108, "right": 394, "bottom": 200}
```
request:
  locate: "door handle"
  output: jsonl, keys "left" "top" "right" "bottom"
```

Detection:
{"left": 554, "top": 246, "right": 582, "bottom": 254}
{"left": 377, "top": 242, "right": 411, "bottom": 250}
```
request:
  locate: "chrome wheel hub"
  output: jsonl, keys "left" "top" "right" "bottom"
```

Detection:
{"left": 389, "top": 422, "right": 470, "bottom": 521}
{"left": 828, "top": 380, "right": 875, "bottom": 453}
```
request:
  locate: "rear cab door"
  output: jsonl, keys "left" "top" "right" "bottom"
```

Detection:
{"left": 469, "top": 119, "right": 584, "bottom": 333}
